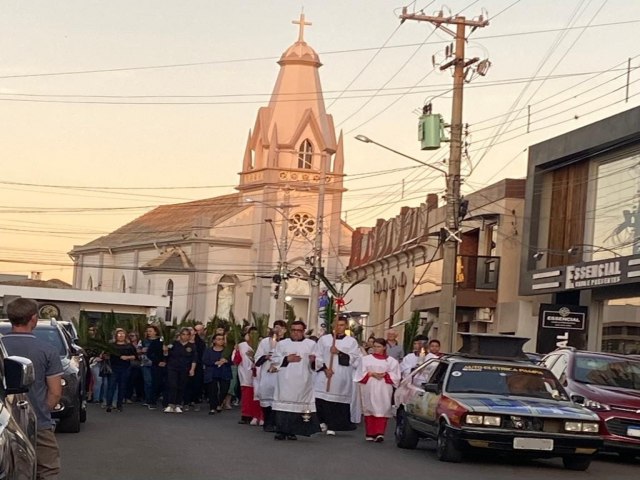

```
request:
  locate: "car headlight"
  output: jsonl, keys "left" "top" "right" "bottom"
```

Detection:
{"left": 582, "top": 398, "right": 610, "bottom": 411}
{"left": 465, "top": 414, "right": 483, "bottom": 425}
{"left": 465, "top": 414, "right": 501, "bottom": 427}
{"left": 573, "top": 395, "right": 610, "bottom": 411}
{"left": 483, "top": 415, "right": 501, "bottom": 427}
{"left": 564, "top": 421, "right": 599, "bottom": 433}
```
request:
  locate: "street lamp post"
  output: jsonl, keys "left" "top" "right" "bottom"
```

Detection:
{"left": 355, "top": 135, "right": 457, "bottom": 350}
{"left": 246, "top": 193, "right": 297, "bottom": 321}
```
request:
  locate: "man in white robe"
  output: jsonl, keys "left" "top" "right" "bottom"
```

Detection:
{"left": 400, "top": 335, "right": 428, "bottom": 378}
{"left": 271, "top": 320, "right": 320, "bottom": 440}
{"left": 314, "top": 318, "right": 361, "bottom": 435}
{"left": 254, "top": 320, "right": 286, "bottom": 432}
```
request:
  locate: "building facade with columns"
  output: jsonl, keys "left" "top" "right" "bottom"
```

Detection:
{"left": 69, "top": 16, "right": 353, "bottom": 330}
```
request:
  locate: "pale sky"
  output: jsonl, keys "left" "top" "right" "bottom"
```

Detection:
{"left": 1, "top": 0, "right": 639, "bottom": 282}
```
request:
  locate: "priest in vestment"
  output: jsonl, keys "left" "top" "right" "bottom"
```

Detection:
{"left": 254, "top": 320, "right": 287, "bottom": 432}
{"left": 271, "top": 320, "right": 321, "bottom": 440}
{"left": 314, "top": 318, "right": 360, "bottom": 435}
{"left": 354, "top": 338, "right": 401, "bottom": 442}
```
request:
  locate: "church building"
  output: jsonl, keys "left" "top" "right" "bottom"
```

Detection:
{"left": 69, "top": 15, "right": 353, "bottom": 330}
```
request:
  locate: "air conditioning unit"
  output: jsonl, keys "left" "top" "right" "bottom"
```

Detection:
{"left": 476, "top": 307, "right": 494, "bottom": 322}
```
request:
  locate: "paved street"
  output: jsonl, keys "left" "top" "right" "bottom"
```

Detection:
{"left": 58, "top": 404, "right": 638, "bottom": 480}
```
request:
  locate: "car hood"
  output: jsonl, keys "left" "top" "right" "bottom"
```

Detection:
{"left": 574, "top": 382, "right": 640, "bottom": 408}
{"left": 453, "top": 394, "right": 599, "bottom": 420}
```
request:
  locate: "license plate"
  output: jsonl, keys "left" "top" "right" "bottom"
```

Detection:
{"left": 628, "top": 427, "right": 640, "bottom": 438}
{"left": 513, "top": 437, "right": 554, "bottom": 451}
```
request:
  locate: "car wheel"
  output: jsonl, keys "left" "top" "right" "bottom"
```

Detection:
{"left": 562, "top": 455, "right": 592, "bottom": 471}
{"left": 395, "top": 408, "right": 419, "bottom": 449}
{"left": 436, "top": 423, "right": 462, "bottom": 463}
{"left": 79, "top": 397, "right": 87, "bottom": 423}
{"left": 56, "top": 402, "right": 81, "bottom": 433}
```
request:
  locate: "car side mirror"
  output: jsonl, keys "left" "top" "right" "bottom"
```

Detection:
{"left": 4, "top": 356, "right": 35, "bottom": 394}
{"left": 422, "top": 383, "right": 440, "bottom": 394}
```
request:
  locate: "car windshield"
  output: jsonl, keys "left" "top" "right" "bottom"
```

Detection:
{"left": 446, "top": 363, "right": 569, "bottom": 400}
{"left": 574, "top": 354, "right": 640, "bottom": 390}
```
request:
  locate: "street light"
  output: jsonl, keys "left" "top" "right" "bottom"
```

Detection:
{"left": 354, "top": 134, "right": 459, "bottom": 353}
{"left": 354, "top": 134, "right": 448, "bottom": 177}
{"left": 245, "top": 196, "right": 299, "bottom": 321}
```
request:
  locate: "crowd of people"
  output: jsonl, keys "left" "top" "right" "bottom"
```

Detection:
{"left": 84, "top": 318, "right": 442, "bottom": 443}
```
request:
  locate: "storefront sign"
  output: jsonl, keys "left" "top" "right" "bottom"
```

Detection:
{"left": 525, "top": 254, "right": 640, "bottom": 295}
{"left": 537, "top": 304, "right": 588, "bottom": 354}
{"left": 565, "top": 260, "right": 622, "bottom": 289}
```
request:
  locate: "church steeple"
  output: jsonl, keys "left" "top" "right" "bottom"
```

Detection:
{"left": 238, "top": 14, "right": 339, "bottom": 192}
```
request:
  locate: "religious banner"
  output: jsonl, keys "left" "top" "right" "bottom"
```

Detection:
{"left": 536, "top": 304, "right": 588, "bottom": 354}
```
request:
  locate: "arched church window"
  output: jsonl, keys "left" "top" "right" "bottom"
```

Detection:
{"left": 120, "top": 275, "right": 126, "bottom": 293}
{"left": 165, "top": 279, "right": 174, "bottom": 323}
{"left": 87, "top": 277, "right": 93, "bottom": 291}
{"left": 216, "top": 275, "right": 236, "bottom": 320}
{"left": 297, "top": 139, "right": 313, "bottom": 169}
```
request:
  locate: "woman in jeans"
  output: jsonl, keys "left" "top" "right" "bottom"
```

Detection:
{"left": 140, "top": 325, "right": 163, "bottom": 409}
{"left": 106, "top": 328, "right": 137, "bottom": 412}
{"left": 203, "top": 333, "right": 232, "bottom": 414}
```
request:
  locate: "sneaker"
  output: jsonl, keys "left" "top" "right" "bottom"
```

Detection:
{"left": 259, "top": 419, "right": 264, "bottom": 426}
{"left": 286, "top": 435, "right": 298, "bottom": 441}
{"left": 182, "top": 405, "right": 190, "bottom": 412}
{"left": 365, "top": 436, "right": 375, "bottom": 442}
{"left": 125, "top": 399, "right": 133, "bottom": 404}
{"left": 209, "top": 410, "right": 217, "bottom": 415}
{"left": 274, "top": 433, "right": 286, "bottom": 441}
{"left": 216, "top": 406, "right": 223, "bottom": 412}
{"left": 174, "top": 406, "right": 183, "bottom": 414}
{"left": 326, "top": 430, "right": 336, "bottom": 436}
{"left": 105, "top": 407, "right": 112, "bottom": 413}
{"left": 231, "top": 399, "right": 240, "bottom": 407}
{"left": 147, "top": 405, "right": 157, "bottom": 411}
{"left": 375, "top": 435, "right": 384, "bottom": 443}
{"left": 142, "top": 403, "right": 149, "bottom": 407}
{"left": 320, "top": 423, "right": 328, "bottom": 433}
{"left": 250, "top": 418, "right": 259, "bottom": 426}
{"left": 163, "top": 405, "right": 175, "bottom": 413}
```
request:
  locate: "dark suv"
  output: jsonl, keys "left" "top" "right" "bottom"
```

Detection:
{"left": 0, "top": 319, "right": 88, "bottom": 433}
{"left": 541, "top": 348, "right": 640, "bottom": 460}
{"left": 0, "top": 339, "right": 37, "bottom": 479}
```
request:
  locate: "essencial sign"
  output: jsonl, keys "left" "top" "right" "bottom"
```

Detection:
{"left": 565, "top": 260, "right": 621, "bottom": 289}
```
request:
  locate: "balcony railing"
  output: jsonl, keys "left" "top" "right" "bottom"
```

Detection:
{"left": 458, "top": 255, "right": 500, "bottom": 291}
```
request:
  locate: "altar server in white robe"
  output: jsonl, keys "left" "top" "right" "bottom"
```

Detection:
{"left": 354, "top": 338, "right": 401, "bottom": 442}
{"left": 254, "top": 320, "right": 286, "bottom": 432}
{"left": 271, "top": 320, "right": 321, "bottom": 440}
{"left": 314, "top": 317, "right": 361, "bottom": 435}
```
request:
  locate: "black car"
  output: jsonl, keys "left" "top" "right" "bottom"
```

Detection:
{"left": 0, "top": 319, "right": 88, "bottom": 433}
{"left": 394, "top": 334, "right": 602, "bottom": 471}
{"left": 0, "top": 339, "right": 37, "bottom": 480}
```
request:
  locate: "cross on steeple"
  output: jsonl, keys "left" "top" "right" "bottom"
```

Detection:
{"left": 292, "top": 13, "right": 312, "bottom": 42}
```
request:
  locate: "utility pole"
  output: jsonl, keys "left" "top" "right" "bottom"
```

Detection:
{"left": 400, "top": 8, "right": 489, "bottom": 352}
{"left": 276, "top": 188, "right": 291, "bottom": 320}
{"left": 309, "top": 152, "right": 329, "bottom": 333}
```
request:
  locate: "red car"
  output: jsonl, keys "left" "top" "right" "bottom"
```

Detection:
{"left": 541, "top": 348, "right": 640, "bottom": 460}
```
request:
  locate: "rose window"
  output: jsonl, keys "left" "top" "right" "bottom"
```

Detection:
{"left": 288, "top": 212, "right": 316, "bottom": 238}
